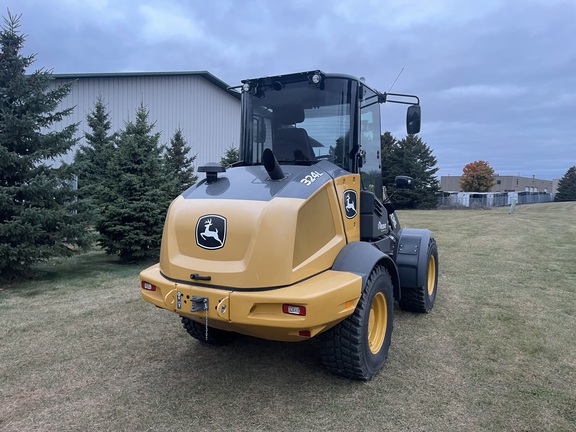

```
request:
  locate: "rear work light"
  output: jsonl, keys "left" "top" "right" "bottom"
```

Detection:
{"left": 283, "top": 304, "right": 306, "bottom": 316}
{"left": 141, "top": 281, "right": 157, "bottom": 291}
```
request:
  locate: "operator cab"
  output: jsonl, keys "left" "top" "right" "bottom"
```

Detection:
{"left": 239, "top": 71, "right": 356, "bottom": 169}
{"left": 237, "top": 70, "right": 420, "bottom": 241}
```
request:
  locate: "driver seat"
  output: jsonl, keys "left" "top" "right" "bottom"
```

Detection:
{"left": 273, "top": 104, "right": 315, "bottom": 162}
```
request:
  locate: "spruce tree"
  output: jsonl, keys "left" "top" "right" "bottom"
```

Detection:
{"left": 164, "top": 128, "right": 197, "bottom": 197}
{"left": 97, "top": 104, "right": 171, "bottom": 262}
{"left": 555, "top": 166, "right": 576, "bottom": 202}
{"left": 381, "top": 133, "right": 440, "bottom": 209}
{"left": 220, "top": 146, "right": 240, "bottom": 167}
{"left": 0, "top": 12, "right": 92, "bottom": 279}
{"left": 74, "top": 96, "right": 116, "bottom": 221}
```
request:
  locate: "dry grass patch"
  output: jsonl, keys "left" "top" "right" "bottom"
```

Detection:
{"left": 1, "top": 203, "right": 575, "bottom": 431}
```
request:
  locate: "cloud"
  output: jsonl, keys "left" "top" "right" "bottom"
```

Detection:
{"left": 334, "top": 0, "right": 504, "bottom": 28}
{"left": 439, "top": 84, "right": 526, "bottom": 99}
{"left": 60, "top": 0, "right": 110, "bottom": 10}
{"left": 58, "top": 0, "right": 128, "bottom": 26}
{"left": 138, "top": 4, "right": 204, "bottom": 42}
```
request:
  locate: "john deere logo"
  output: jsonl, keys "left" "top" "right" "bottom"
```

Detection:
{"left": 343, "top": 190, "right": 357, "bottom": 219}
{"left": 196, "top": 215, "right": 227, "bottom": 250}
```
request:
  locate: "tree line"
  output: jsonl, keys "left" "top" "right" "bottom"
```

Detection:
{"left": 0, "top": 13, "right": 198, "bottom": 279}
{"left": 75, "top": 99, "right": 197, "bottom": 263}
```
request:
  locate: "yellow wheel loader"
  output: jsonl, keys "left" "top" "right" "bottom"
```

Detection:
{"left": 140, "top": 71, "right": 439, "bottom": 380}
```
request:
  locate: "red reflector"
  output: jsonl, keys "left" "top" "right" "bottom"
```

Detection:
{"left": 141, "top": 281, "right": 156, "bottom": 291}
{"left": 283, "top": 304, "right": 306, "bottom": 316}
{"left": 299, "top": 330, "right": 311, "bottom": 337}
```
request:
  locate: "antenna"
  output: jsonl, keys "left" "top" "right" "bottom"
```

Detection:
{"left": 388, "top": 67, "right": 404, "bottom": 92}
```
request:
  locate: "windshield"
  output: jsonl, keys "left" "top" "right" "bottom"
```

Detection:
{"left": 240, "top": 76, "right": 357, "bottom": 171}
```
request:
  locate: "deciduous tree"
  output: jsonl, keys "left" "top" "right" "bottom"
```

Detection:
{"left": 460, "top": 160, "right": 496, "bottom": 192}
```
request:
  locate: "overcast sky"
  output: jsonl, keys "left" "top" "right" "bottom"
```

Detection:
{"left": 4, "top": 0, "right": 575, "bottom": 180}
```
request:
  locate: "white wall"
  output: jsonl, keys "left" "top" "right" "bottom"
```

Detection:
{"left": 50, "top": 73, "right": 241, "bottom": 168}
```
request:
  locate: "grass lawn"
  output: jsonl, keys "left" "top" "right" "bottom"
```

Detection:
{"left": 1, "top": 202, "right": 575, "bottom": 431}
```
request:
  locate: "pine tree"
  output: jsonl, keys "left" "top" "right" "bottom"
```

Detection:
{"left": 164, "top": 128, "right": 197, "bottom": 197}
{"left": 381, "top": 133, "right": 440, "bottom": 209}
{"left": 97, "top": 104, "right": 172, "bottom": 262}
{"left": 0, "top": 12, "right": 92, "bottom": 279}
{"left": 74, "top": 96, "right": 116, "bottom": 221}
{"left": 555, "top": 166, "right": 576, "bottom": 202}
{"left": 220, "top": 146, "right": 240, "bottom": 167}
{"left": 460, "top": 160, "right": 496, "bottom": 192}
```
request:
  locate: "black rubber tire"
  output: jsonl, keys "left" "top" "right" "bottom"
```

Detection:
{"left": 399, "top": 237, "right": 439, "bottom": 313}
{"left": 319, "top": 265, "right": 394, "bottom": 380}
{"left": 181, "top": 317, "right": 236, "bottom": 346}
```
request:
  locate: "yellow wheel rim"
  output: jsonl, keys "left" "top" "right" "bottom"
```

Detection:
{"left": 427, "top": 255, "right": 436, "bottom": 296}
{"left": 368, "top": 292, "right": 387, "bottom": 354}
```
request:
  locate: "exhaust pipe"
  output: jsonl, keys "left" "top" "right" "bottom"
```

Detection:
{"left": 262, "top": 148, "right": 285, "bottom": 180}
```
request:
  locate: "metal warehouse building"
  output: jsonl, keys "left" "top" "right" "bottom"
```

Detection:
{"left": 440, "top": 175, "right": 555, "bottom": 193}
{"left": 52, "top": 71, "right": 241, "bottom": 168}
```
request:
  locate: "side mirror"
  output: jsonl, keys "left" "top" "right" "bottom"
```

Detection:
{"left": 406, "top": 105, "right": 421, "bottom": 135}
{"left": 395, "top": 175, "right": 414, "bottom": 189}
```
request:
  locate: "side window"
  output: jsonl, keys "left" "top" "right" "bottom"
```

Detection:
{"left": 360, "top": 88, "right": 382, "bottom": 199}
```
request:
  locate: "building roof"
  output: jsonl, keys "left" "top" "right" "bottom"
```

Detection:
{"left": 53, "top": 70, "right": 241, "bottom": 99}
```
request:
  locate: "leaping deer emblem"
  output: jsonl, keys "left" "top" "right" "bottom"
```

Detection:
{"left": 200, "top": 218, "right": 223, "bottom": 246}
{"left": 345, "top": 194, "right": 356, "bottom": 214}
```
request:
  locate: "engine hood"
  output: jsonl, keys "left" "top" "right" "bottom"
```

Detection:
{"left": 182, "top": 161, "right": 347, "bottom": 202}
{"left": 159, "top": 162, "right": 349, "bottom": 289}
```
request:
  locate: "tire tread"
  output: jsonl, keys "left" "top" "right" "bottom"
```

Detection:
{"left": 319, "top": 266, "right": 393, "bottom": 380}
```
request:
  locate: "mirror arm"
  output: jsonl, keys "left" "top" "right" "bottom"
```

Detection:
{"left": 378, "top": 92, "right": 420, "bottom": 106}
